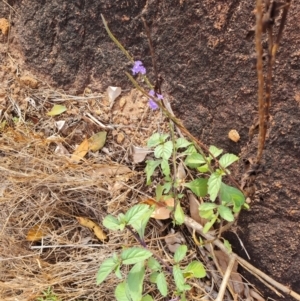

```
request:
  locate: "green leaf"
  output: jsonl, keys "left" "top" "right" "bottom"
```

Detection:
{"left": 197, "top": 164, "right": 209, "bottom": 173}
{"left": 96, "top": 257, "right": 118, "bottom": 285}
{"left": 149, "top": 271, "right": 159, "bottom": 283}
{"left": 147, "top": 257, "right": 161, "bottom": 271}
{"left": 141, "top": 295, "right": 154, "bottom": 301}
{"left": 184, "top": 178, "right": 208, "bottom": 197}
{"left": 218, "top": 205, "right": 234, "bottom": 222}
{"left": 147, "top": 133, "right": 169, "bottom": 147}
{"left": 184, "top": 153, "right": 206, "bottom": 168}
{"left": 183, "top": 145, "right": 197, "bottom": 155}
{"left": 174, "top": 203, "right": 185, "bottom": 225}
{"left": 154, "top": 141, "right": 173, "bottom": 160}
{"left": 223, "top": 239, "right": 232, "bottom": 253}
{"left": 175, "top": 138, "right": 192, "bottom": 149}
{"left": 121, "top": 247, "right": 152, "bottom": 265}
{"left": 125, "top": 204, "right": 150, "bottom": 226}
{"left": 161, "top": 159, "right": 170, "bottom": 177}
{"left": 156, "top": 272, "right": 168, "bottom": 296}
{"left": 199, "top": 209, "right": 215, "bottom": 219}
{"left": 183, "top": 261, "right": 206, "bottom": 278}
{"left": 88, "top": 131, "right": 107, "bottom": 152}
{"left": 155, "top": 184, "right": 164, "bottom": 201}
{"left": 203, "top": 216, "right": 217, "bottom": 233}
{"left": 115, "top": 282, "right": 131, "bottom": 301}
{"left": 174, "top": 245, "right": 187, "bottom": 263}
{"left": 145, "top": 160, "right": 162, "bottom": 184}
{"left": 46, "top": 104, "right": 67, "bottom": 116}
{"left": 173, "top": 265, "right": 186, "bottom": 292}
{"left": 207, "top": 172, "right": 222, "bottom": 202}
{"left": 130, "top": 207, "right": 154, "bottom": 240}
{"left": 127, "top": 262, "right": 145, "bottom": 301}
{"left": 103, "top": 215, "right": 121, "bottom": 231}
{"left": 199, "top": 203, "right": 217, "bottom": 211}
{"left": 219, "top": 153, "right": 239, "bottom": 169}
{"left": 209, "top": 145, "right": 223, "bottom": 158}
{"left": 115, "top": 264, "right": 123, "bottom": 279}
{"left": 162, "top": 182, "right": 172, "bottom": 194}
{"left": 219, "top": 183, "right": 245, "bottom": 212}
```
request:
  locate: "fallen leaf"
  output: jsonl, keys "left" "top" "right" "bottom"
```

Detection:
{"left": 176, "top": 161, "right": 186, "bottom": 183}
{"left": 55, "top": 120, "right": 66, "bottom": 131}
{"left": 47, "top": 104, "right": 67, "bottom": 116}
{"left": 26, "top": 224, "right": 50, "bottom": 242}
{"left": 0, "top": 18, "right": 10, "bottom": 35}
{"left": 76, "top": 217, "right": 107, "bottom": 241}
{"left": 188, "top": 191, "right": 208, "bottom": 226}
{"left": 143, "top": 198, "right": 174, "bottom": 220}
{"left": 165, "top": 229, "right": 186, "bottom": 253}
{"left": 88, "top": 131, "right": 107, "bottom": 152}
{"left": 107, "top": 86, "right": 121, "bottom": 105}
{"left": 70, "top": 138, "right": 89, "bottom": 162}
{"left": 129, "top": 145, "right": 152, "bottom": 163}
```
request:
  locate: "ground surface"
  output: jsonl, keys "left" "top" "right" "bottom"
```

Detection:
{"left": 1, "top": 0, "right": 300, "bottom": 300}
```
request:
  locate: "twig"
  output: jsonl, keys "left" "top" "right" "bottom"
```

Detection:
{"left": 255, "top": 0, "right": 266, "bottom": 163}
{"left": 215, "top": 254, "right": 237, "bottom": 301}
{"left": 184, "top": 216, "right": 300, "bottom": 301}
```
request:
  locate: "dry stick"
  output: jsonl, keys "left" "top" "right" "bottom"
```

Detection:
{"left": 215, "top": 254, "right": 237, "bottom": 301}
{"left": 184, "top": 216, "right": 300, "bottom": 301}
{"left": 256, "top": 0, "right": 266, "bottom": 163}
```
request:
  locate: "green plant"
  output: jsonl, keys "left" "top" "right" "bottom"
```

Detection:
{"left": 145, "top": 133, "right": 247, "bottom": 233}
{"left": 97, "top": 204, "right": 206, "bottom": 301}
{"left": 36, "top": 287, "right": 61, "bottom": 301}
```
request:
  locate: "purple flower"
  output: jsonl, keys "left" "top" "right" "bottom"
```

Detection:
{"left": 131, "top": 61, "right": 146, "bottom": 75}
{"left": 148, "top": 89, "right": 163, "bottom": 110}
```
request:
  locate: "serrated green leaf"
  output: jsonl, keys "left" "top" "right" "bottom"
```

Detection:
{"left": 156, "top": 272, "right": 168, "bottom": 296}
{"left": 149, "top": 271, "right": 159, "bottom": 283}
{"left": 115, "top": 282, "right": 131, "bottom": 301}
{"left": 175, "top": 138, "right": 192, "bottom": 149}
{"left": 199, "top": 209, "right": 215, "bottom": 219}
{"left": 174, "top": 245, "right": 187, "bottom": 263}
{"left": 219, "top": 153, "right": 239, "bottom": 169}
{"left": 154, "top": 141, "right": 173, "bottom": 160}
{"left": 130, "top": 207, "right": 154, "bottom": 240}
{"left": 209, "top": 145, "right": 223, "bottom": 158}
{"left": 145, "top": 160, "right": 162, "bottom": 184}
{"left": 197, "top": 164, "right": 209, "bottom": 173}
{"left": 115, "top": 264, "right": 123, "bottom": 279}
{"left": 162, "top": 182, "right": 172, "bottom": 194}
{"left": 125, "top": 204, "right": 150, "bottom": 226}
{"left": 103, "top": 215, "right": 121, "bottom": 231}
{"left": 121, "top": 247, "right": 152, "bottom": 265}
{"left": 127, "top": 262, "right": 145, "bottom": 301}
{"left": 183, "top": 145, "right": 197, "bottom": 155}
{"left": 155, "top": 184, "right": 164, "bottom": 201}
{"left": 173, "top": 265, "right": 186, "bottom": 291}
{"left": 141, "top": 295, "right": 154, "bottom": 301}
{"left": 184, "top": 178, "right": 208, "bottom": 197}
{"left": 184, "top": 153, "right": 206, "bottom": 168}
{"left": 218, "top": 205, "right": 234, "bottom": 222}
{"left": 199, "top": 203, "right": 217, "bottom": 211}
{"left": 207, "top": 172, "right": 222, "bottom": 202}
{"left": 161, "top": 159, "right": 170, "bottom": 177}
{"left": 183, "top": 261, "right": 206, "bottom": 278}
{"left": 46, "top": 104, "right": 67, "bottom": 116}
{"left": 147, "top": 257, "right": 161, "bottom": 271}
{"left": 147, "top": 133, "right": 168, "bottom": 147}
{"left": 96, "top": 257, "right": 118, "bottom": 285}
{"left": 219, "top": 183, "right": 245, "bottom": 212}
{"left": 174, "top": 203, "right": 185, "bottom": 225}
{"left": 203, "top": 216, "right": 217, "bottom": 233}
{"left": 223, "top": 239, "right": 232, "bottom": 253}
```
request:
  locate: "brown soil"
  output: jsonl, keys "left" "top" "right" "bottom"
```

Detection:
{"left": 1, "top": 1, "right": 300, "bottom": 300}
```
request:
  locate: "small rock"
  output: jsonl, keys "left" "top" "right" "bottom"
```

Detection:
{"left": 228, "top": 129, "right": 240, "bottom": 142}
{"left": 20, "top": 75, "right": 38, "bottom": 89}
{"left": 116, "top": 132, "right": 125, "bottom": 144}
{"left": 119, "top": 97, "right": 126, "bottom": 108}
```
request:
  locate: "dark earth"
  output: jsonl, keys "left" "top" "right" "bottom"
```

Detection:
{"left": 1, "top": 1, "right": 300, "bottom": 300}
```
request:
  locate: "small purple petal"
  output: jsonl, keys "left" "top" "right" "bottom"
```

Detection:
{"left": 149, "top": 99, "right": 159, "bottom": 110}
{"left": 132, "top": 61, "right": 146, "bottom": 75}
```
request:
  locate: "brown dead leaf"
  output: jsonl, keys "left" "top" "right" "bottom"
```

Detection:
{"left": 70, "top": 138, "right": 89, "bottom": 162}
{"left": 76, "top": 216, "right": 107, "bottom": 241}
{"left": 165, "top": 229, "right": 186, "bottom": 253}
{"left": 143, "top": 198, "right": 174, "bottom": 220}
{"left": 188, "top": 191, "right": 208, "bottom": 226}
{"left": 26, "top": 224, "right": 50, "bottom": 242}
{"left": 88, "top": 131, "right": 107, "bottom": 152}
{"left": 214, "top": 250, "right": 244, "bottom": 295}
{"left": 176, "top": 161, "right": 186, "bottom": 183}
{"left": 129, "top": 145, "right": 152, "bottom": 163}
{"left": 0, "top": 18, "right": 10, "bottom": 35}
